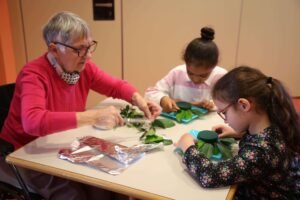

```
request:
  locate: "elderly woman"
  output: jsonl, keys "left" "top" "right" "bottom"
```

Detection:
{"left": 0, "top": 11, "right": 161, "bottom": 199}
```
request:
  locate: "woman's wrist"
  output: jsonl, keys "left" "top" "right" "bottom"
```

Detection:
{"left": 76, "top": 110, "right": 97, "bottom": 127}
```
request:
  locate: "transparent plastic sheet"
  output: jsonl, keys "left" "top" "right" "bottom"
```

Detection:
{"left": 58, "top": 136, "right": 164, "bottom": 175}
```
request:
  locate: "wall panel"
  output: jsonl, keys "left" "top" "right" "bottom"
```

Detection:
{"left": 0, "top": 0, "right": 17, "bottom": 84}
{"left": 8, "top": 0, "right": 300, "bottom": 104}
{"left": 7, "top": 0, "right": 26, "bottom": 75}
{"left": 122, "top": 0, "right": 242, "bottom": 94}
{"left": 237, "top": 0, "right": 300, "bottom": 96}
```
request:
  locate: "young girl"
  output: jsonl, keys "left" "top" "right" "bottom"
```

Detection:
{"left": 176, "top": 66, "right": 300, "bottom": 199}
{"left": 145, "top": 27, "right": 227, "bottom": 112}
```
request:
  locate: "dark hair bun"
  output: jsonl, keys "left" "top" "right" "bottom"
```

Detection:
{"left": 200, "top": 27, "right": 215, "bottom": 41}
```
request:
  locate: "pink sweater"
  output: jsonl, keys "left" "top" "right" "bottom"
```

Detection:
{"left": 145, "top": 64, "right": 227, "bottom": 104}
{"left": 0, "top": 54, "right": 136, "bottom": 149}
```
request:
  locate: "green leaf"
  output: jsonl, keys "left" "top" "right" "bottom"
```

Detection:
{"left": 120, "top": 105, "right": 144, "bottom": 119}
{"left": 217, "top": 143, "right": 232, "bottom": 159}
{"left": 196, "top": 139, "right": 205, "bottom": 150}
{"left": 120, "top": 105, "right": 130, "bottom": 117}
{"left": 162, "top": 139, "right": 173, "bottom": 145}
{"left": 199, "top": 143, "right": 209, "bottom": 155}
{"left": 139, "top": 127, "right": 156, "bottom": 140}
{"left": 131, "top": 122, "right": 144, "bottom": 129}
{"left": 144, "top": 134, "right": 164, "bottom": 144}
{"left": 176, "top": 101, "right": 192, "bottom": 110}
{"left": 143, "top": 134, "right": 173, "bottom": 145}
{"left": 175, "top": 112, "right": 182, "bottom": 122}
{"left": 129, "top": 112, "right": 144, "bottom": 119}
{"left": 206, "top": 143, "right": 214, "bottom": 159}
{"left": 120, "top": 105, "right": 174, "bottom": 146}
{"left": 176, "top": 110, "right": 193, "bottom": 122}
{"left": 219, "top": 137, "right": 236, "bottom": 144}
{"left": 212, "top": 144, "right": 220, "bottom": 155}
{"left": 152, "top": 118, "right": 175, "bottom": 129}
{"left": 191, "top": 109, "right": 205, "bottom": 116}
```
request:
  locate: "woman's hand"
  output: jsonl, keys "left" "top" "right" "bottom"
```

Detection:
{"left": 146, "top": 101, "right": 162, "bottom": 118}
{"left": 76, "top": 106, "right": 124, "bottom": 129}
{"left": 132, "top": 92, "right": 161, "bottom": 119}
{"left": 94, "top": 107, "right": 124, "bottom": 129}
{"left": 160, "top": 96, "right": 179, "bottom": 112}
{"left": 175, "top": 133, "right": 195, "bottom": 152}
{"left": 212, "top": 124, "right": 242, "bottom": 138}
{"left": 191, "top": 99, "right": 215, "bottom": 111}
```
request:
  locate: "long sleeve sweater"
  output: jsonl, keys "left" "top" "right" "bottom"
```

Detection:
{"left": 0, "top": 54, "right": 136, "bottom": 149}
{"left": 144, "top": 64, "right": 227, "bottom": 104}
{"left": 183, "top": 126, "right": 299, "bottom": 199}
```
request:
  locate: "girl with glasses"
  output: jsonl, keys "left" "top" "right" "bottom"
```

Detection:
{"left": 176, "top": 66, "right": 300, "bottom": 199}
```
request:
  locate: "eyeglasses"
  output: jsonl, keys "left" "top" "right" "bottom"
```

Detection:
{"left": 217, "top": 103, "right": 233, "bottom": 120}
{"left": 53, "top": 40, "right": 98, "bottom": 57}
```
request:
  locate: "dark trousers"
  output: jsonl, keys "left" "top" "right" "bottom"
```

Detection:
{"left": 0, "top": 156, "right": 125, "bottom": 200}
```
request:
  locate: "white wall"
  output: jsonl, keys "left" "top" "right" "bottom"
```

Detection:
{"left": 8, "top": 0, "right": 300, "bottom": 108}
{"left": 237, "top": 0, "right": 300, "bottom": 95}
{"left": 122, "top": 0, "right": 241, "bottom": 93}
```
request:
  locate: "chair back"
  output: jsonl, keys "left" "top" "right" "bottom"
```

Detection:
{"left": 292, "top": 97, "right": 300, "bottom": 114}
{"left": 0, "top": 83, "right": 15, "bottom": 131}
{"left": 0, "top": 83, "right": 44, "bottom": 199}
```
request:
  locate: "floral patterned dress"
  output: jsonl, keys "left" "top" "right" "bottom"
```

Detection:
{"left": 183, "top": 126, "right": 300, "bottom": 199}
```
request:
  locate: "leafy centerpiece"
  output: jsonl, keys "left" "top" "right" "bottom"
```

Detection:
{"left": 161, "top": 101, "right": 208, "bottom": 123}
{"left": 120, "top": 104, "right": 144, "bottom": 119}
{"left": 120, "top": 105, "right": 175, "bottom": 145}
{"left": 195, "top": 130, "right": 236, "bottom": 160}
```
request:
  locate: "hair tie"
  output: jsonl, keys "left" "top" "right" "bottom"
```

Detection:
{"left": 266, "top": 77, "right": 273, "bottom": 84}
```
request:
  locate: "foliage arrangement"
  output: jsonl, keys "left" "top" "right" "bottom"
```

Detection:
{"left": 120, "top": 105, "right": 175, "bottom": 145}
{"left": 175, "top": 102, "right": 207, "bottom": 122}
{"left": 195, "top": 130, "right": 236, "bottom": 160}
{"left": 120, "top": 105, "right": 144, "bottom": 119}
{"left": 175, "top": 110, "right": 193, "bottom": 122}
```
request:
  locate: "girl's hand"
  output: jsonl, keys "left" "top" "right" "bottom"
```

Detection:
{"left": 212, "top": 124, "right": 242, "bottom": 138}
{"left": 160, "top": 96, "right": 179, "bottom": 112}
{"left": 175, "top": 133, "right": 195, "bottom": 152}
{"left": 191, "top": 99, "right": 215, "bottom": 111}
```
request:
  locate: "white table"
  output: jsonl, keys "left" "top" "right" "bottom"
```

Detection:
{"left": 6, "top": 98, "right": 236, "bottom": 200}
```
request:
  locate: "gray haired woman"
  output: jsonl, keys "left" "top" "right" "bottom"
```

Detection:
{"left": 0, "top": 11, "right": 161, "bottom": 199}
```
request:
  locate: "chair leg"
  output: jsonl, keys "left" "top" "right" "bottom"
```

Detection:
{"left": 10, "top": 164, "right": 32, "bottom": 200}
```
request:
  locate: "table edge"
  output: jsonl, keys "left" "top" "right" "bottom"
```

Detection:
{"left": 6, "top": 155, "right": 170, "bottom": 200}
{"left": 7, "top": 155, "right": 236, "bottom": 199}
